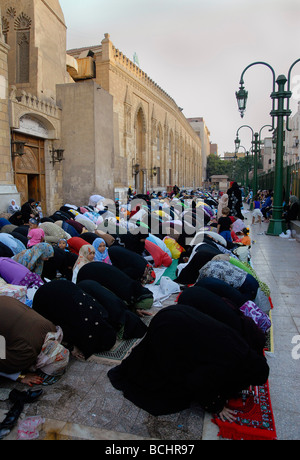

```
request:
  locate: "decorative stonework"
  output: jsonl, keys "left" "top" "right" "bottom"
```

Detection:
{"left": 14, "top": 12, "right": 31, "bottom": 30}
{"left": 124, "top": 86, "right": 132, "bottom": 136}
{"left": 9, "top": 86, "right": 61, "bottom": 140}
{"left": 10, "top": 86, "right": 59, "bottom": 117}
{"left": 6, "top": 7, "right": 16, "bottom": 19}
{"left": 2, "top": 17, "right": 9, "bottom": 34}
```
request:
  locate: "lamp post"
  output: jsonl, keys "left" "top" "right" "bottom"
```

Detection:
{"left": 235, "top": 59, "right": 300, "bottom": 236}
{"left": 235, "top": 145, "right": 250, "bottom": 190}
{"left": 234, "top": 124, "right": 273, "bottom": 198}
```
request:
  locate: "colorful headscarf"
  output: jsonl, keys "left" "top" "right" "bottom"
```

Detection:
{"left": 92, "top": 238, "right": 111, "bottom": 264}
{"left": 12, "top": 243, "right": 54, "bottom": 275}
{"left": 31, "top": 326, "right": 69, "bottom": 376}
{"left": 73, "top": 244, "right": 95, "bottom": 272}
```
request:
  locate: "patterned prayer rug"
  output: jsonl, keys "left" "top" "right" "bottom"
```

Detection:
{"left": 213, "top": 381, "right": 277, "bottom": 440}
{"left": 88, "top": 316, "right": 153, "bottom": 366}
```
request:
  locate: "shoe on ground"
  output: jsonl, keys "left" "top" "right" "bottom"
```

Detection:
{"left": 280, "top": 230, "right": 292, "bottom": 238}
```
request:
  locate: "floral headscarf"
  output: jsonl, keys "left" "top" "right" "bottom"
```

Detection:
{"left": 31, "top": 326, "right": 69, "bottom": 376}
{"left": 12, "top": 243, "right": 54, "bottom": 275}
{"left": 73, "top": 244, "right": 95, "bottom": 272}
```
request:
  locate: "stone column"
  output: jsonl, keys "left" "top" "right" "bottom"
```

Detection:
{"left": 0, "top": 12, "right": 19, "bottom": 211}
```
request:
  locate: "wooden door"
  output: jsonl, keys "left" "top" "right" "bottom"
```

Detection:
{"left": 15, "top": 174, "right": 28, "bottom": 204}
{"left": 12, "top": 133, "right": 46, "bottom": 209}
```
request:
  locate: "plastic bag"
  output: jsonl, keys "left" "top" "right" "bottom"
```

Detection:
{"left": 160, "top": 276, "right": 181, "bottom": 296}
{"left": 17, "top": 416, "right": 45, "bottom": 440}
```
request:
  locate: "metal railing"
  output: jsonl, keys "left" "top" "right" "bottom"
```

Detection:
{"left": 258, "top": 161, "right": 300, "bottom": 218}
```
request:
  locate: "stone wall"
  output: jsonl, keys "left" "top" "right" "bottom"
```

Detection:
{"left": 68, "top": 33, "right": 203, "bottom": 194}
{"left": 56, "top": 80, "right": 114, "bottom": 206}
{"left": 0, "top": 19, "right": 19, "bottom": 212}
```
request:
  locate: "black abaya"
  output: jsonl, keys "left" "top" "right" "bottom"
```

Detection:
{"left": 179, "top": 286, "right": 266, "bottom": 354}
{"left": 108, "top": 304, "right": 269, "bottom": 416}
{"left": 32, "top": 280, "right": 116, "bottom": 359}
{"left": 77, "top": 280, "right": 147, "bottom": 339}
{"left": 108, "top": 246, "right": 147, "bottom": 281}
{"left": 195, "top": 277, "right": 248, "bottom": 307}
{"left": 42, "top": 247, "right": 78, "bottom": 281}
{"left": 76, "top": 262, "right": 153, "bottom": 309}
{"left": 175, "top": 243, "right": 222, "bottom": 285}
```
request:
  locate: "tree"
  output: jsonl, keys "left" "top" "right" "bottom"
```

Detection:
{"left": 206, "top": 154, "right": 231, "bottom": 179}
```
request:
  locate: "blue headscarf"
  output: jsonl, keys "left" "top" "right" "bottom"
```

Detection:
{"left": 92, "top": 238, "right": 110, "bottom": 262}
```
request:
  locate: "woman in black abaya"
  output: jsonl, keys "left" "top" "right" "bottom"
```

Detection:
{"left": 108, "top": 246, "right": 149, "bottom": 282}
{"left": 108, "top": 304, "right": 269, "bottom": 417}
{"left": 76, "top": 262, "right": 154, "bottom": 314}
{"left": 175, "top": 243, "right": 222, "bottom": 285}
{"left": 32, "top": 280, "right": 116, "bottom": 360}
{"left": 179, "top": 286, "right": 266, "bottom": 354}
{"left": 227, "top": 182, "right": 244, "bottom": 220}
{"left": 77, "top": 280, "right": 148, "bottom": 339}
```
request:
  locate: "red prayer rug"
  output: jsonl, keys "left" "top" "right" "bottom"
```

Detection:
{"left": 213, "top": 381, "right": 277, "bottom": 440}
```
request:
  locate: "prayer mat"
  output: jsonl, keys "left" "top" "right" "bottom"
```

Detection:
{"left": 88, "top": 316, "right": 153, "bottom": 366}
{"left": 264, "top": 311, "right": 274, "bottom": 353}
{"left": 155, "top": 260, "right": 179, "bottom": 285}
{"left": 213, "top": 381, "right": 277, "bottom": 441}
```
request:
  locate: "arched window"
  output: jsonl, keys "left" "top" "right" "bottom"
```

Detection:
{"left": 15, "top": 13, "right": 32, "bottom": 84}
{"left": 157, "top": 128, "right": 161, "bottom": 157}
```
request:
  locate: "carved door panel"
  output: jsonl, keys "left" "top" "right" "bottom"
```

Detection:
{"left": 15, "top": 174, "right": 28, "bottom": 205}
{"left": 14, "top": 145, "right": 39, "bottom": 174}
{"left": 12, "top": 133, "right": 46, "bottom": 208}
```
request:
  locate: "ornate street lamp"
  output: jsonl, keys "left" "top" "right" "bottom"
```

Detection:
{"left": 50, "top": 148, "right": 65, "bottom": 166}
{"left": 11, "top": 141, "right": 27, "bottom": 157}
{"left": 236, "top": 59, "right": 300, "bottom": 236}
{"left": 235, "top": 145, "right": 250, "bottom": 190}
{"left": 234, "top": 136, "right": 241, "bottom": 153}
{"left": 235, "top": 124, "right": 272, "bottom": 197}
{"left": 235, "top": 84, "right": 248, "bottom": 119}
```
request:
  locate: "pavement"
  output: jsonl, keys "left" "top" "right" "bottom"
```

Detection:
{"left": 0, "top": 210, "right": 300, "bottom": 441}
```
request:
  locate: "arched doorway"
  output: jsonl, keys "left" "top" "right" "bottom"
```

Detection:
{"left": 12, "top": 131, "right": 46, "bottom": 211}
{"left": 135, "top": 107, "right": 146, "bottom": 193}
{"left": 11, "top": 114, "right": 54, "bottom": 212}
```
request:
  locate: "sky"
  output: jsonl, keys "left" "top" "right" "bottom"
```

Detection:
{"left": 59, "top": 0, "right": 300, "bottom": 156}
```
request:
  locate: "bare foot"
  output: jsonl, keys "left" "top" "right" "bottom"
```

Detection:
{"left": 136, "top": 309, "right": 153, "bottom": 318}
{"left": 71, "top": 346, "right": 85, "bottom": 361}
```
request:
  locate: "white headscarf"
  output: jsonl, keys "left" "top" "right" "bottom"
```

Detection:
{"left": 217, "top": 194, "right": 229, "bottom": 219}
{"left": 88, "top": 195, "right": 104, "bottom": 207}
{"left": 7, "top": 200, "right": 20, "bottom": 213}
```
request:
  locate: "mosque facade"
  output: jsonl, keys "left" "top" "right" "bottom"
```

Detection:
{"left": 0, "top": 0, "right": 203, "bottom": 214}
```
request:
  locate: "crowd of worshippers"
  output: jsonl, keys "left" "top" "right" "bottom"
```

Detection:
{"left": 0, "top": 187, "right": 274, "bottom": 421}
